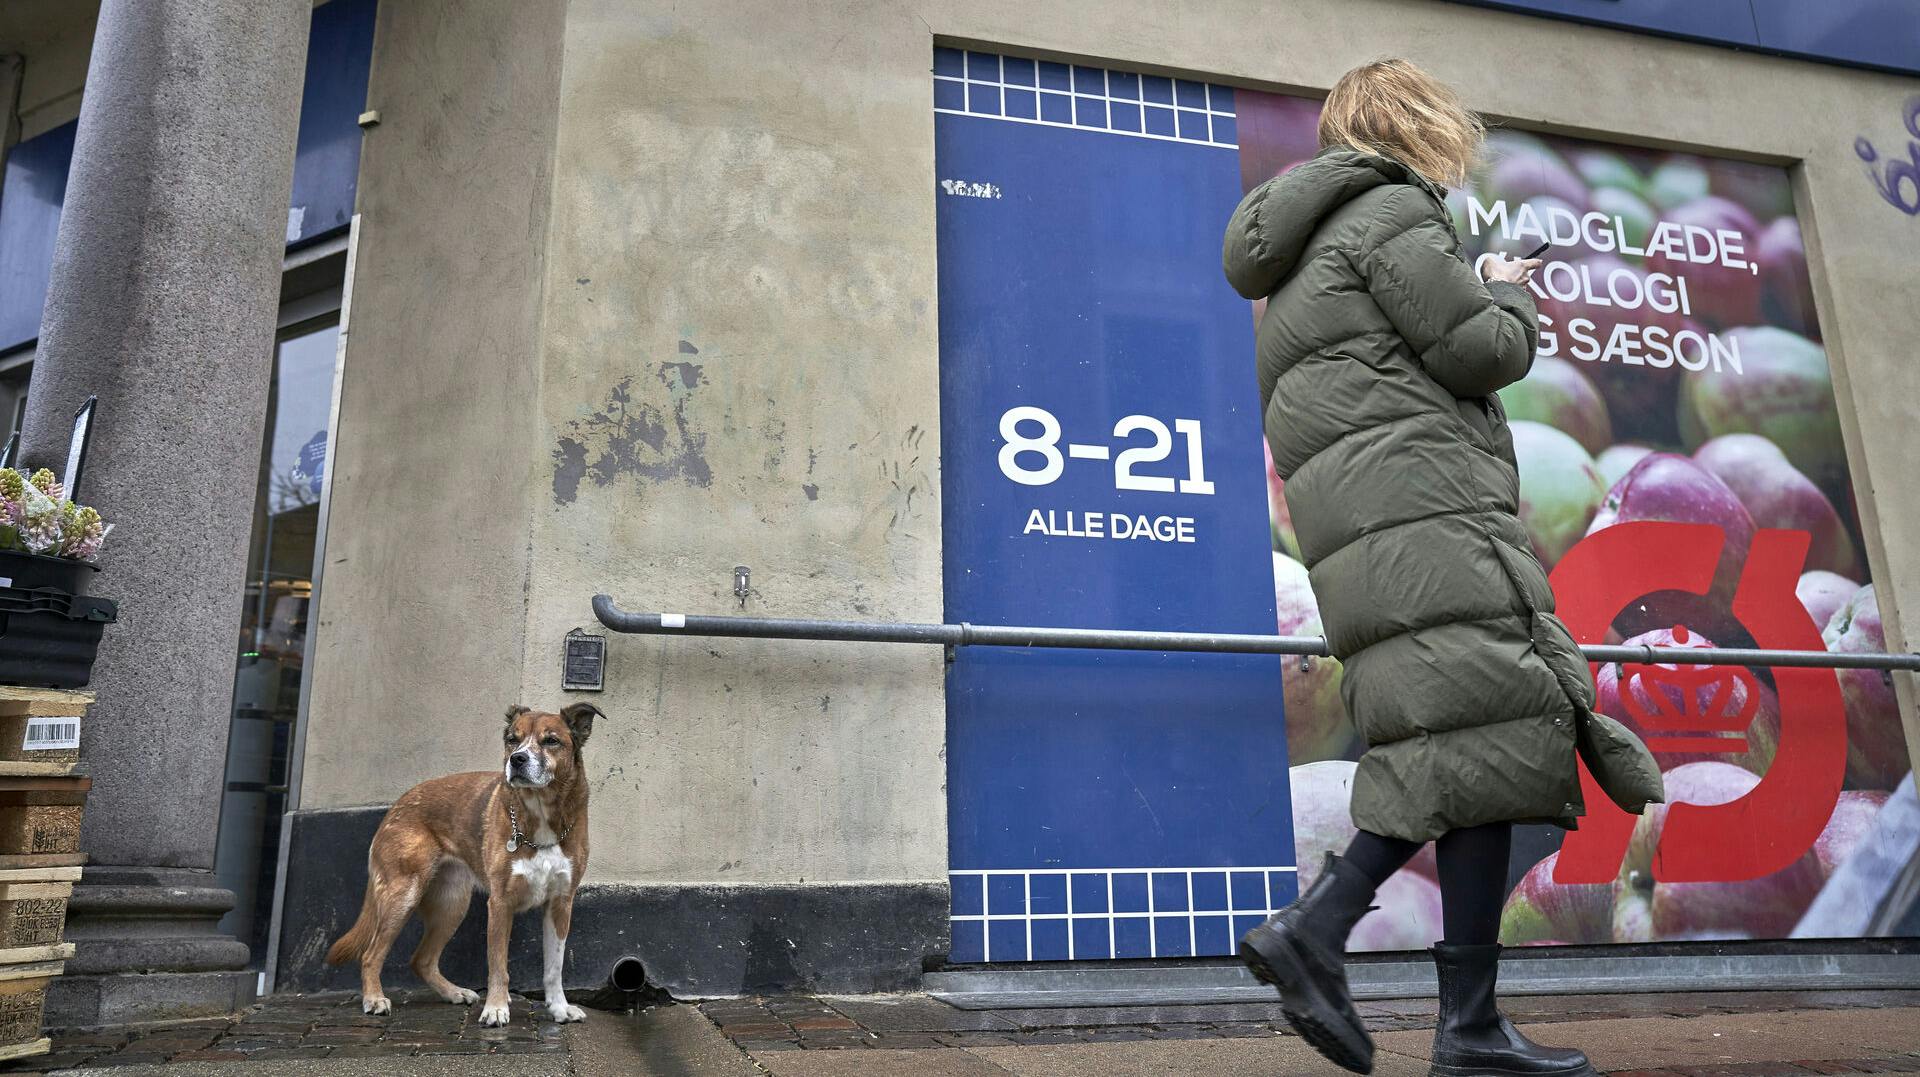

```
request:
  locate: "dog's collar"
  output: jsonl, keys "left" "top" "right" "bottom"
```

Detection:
{"left": 506, "top": 794, "right": 575, "bottom": 853}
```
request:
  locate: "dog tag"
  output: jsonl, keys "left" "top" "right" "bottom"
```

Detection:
{"left": 507, "top": 835, "right": 518, "bottom": 853}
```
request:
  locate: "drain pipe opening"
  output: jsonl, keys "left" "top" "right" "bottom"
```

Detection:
{"left": 609, "top": 955, "right": 648, "bottom": 993}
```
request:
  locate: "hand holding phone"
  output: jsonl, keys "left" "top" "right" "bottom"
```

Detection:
{"left": 1483, "top": 244, "right": 1546, "bottom": 285}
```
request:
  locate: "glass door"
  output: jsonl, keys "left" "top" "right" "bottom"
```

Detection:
{"left": 214, "top": 317, "right": 340, "bottom": 961}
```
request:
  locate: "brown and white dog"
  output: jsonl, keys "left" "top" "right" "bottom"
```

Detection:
{"left": 327, "top": 702, "right": 601, "bottom": 1025}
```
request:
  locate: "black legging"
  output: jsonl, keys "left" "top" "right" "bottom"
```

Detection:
{"left": 1342, "top": 823, "right": 1512, "bottom": 946}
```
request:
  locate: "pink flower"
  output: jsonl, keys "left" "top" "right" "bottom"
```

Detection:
{"left": 59, "top": 507, "right": 107, "bottom": 562}
{"left": 27, "top": 469, "right": 64, "bottom": 502}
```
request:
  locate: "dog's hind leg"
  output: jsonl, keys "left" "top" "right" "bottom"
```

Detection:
{"left": 410, "top": 863, "right": 478, "bottom": 1005}
{"left": 357, "top": 869, "right": 422, "bottom": 1016}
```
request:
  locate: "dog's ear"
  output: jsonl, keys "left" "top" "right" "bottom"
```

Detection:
{"left": 561, "top": 702, "right": 604, "bottom": 747}
{"left": 505, "top": 705, "right": 530, "bottom": 726}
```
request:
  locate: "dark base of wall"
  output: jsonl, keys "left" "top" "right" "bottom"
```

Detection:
{"left": 272, "top": 806, "right": 949, "bottom": 997}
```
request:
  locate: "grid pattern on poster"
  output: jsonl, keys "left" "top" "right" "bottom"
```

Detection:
{"left": 948, "top": 865, "right": 1297, "bottom": 963}
{"left": 934, "top": 48, "right": 1238, "bottom": 149}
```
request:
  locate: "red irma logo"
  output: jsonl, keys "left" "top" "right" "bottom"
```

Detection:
{"left": 1619, "top": 625, "right": 1762, "bottom": 757}
{"left": 1549, "top": 523, "right": 1847, "bottom": 885}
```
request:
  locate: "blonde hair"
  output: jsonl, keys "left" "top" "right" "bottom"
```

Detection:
{"left": 1318, "top": 59, "right": 1485, "bottom": 187}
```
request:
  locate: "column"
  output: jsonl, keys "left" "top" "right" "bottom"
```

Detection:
{"left": 17, "top": 0, "right": 311, "bottom": 1025}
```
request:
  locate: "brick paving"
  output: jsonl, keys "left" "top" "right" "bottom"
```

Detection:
{"left": 1605, "top": 1065, "right": 1920, "bottom": 1076}
{"left": 0, "top": 991, "right": 572, "bottom": 1073}
{"left": 701, "top": 990, "right": 1920, "bottom": 1075}
{"left": 1, "top": 986, "right": 1917, "bottom": 1073}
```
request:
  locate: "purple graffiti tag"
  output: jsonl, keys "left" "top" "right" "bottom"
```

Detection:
{"left": 1856, "top": 96, "right": 1920, "bottom": 216}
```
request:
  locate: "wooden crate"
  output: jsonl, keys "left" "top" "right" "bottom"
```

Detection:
{"left": 0, "top": 1037, "right": 49, "bottom": 1062}
{"left": 0, "top": 690, "right": 83, "bottom": 1061}
{"left": 0, "top": 958, "right": 68, "bottom": 1060}
{"left": 0, "top": 943, "right": 73, "bottom": 967}
{"left": 0, "top": 881, "right": 70, "bottom": 950}
{"left": 0, "top": 868, "right": 78, "bottom": 953}
{"left": 0, "top": 854, "right": 84, "bottom": 871}
{"left": 0, "top": 688, "right": 88, "bottom": 774}
{"left": 0, "top": 778, "right": 91, "bottom": 857}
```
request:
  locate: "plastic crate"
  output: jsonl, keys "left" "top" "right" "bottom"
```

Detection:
{"left": 0, "top": 588, "right": 115, "bottom": 691}
{"left": 0, "top": 553, "right": 95, "bottom": 598}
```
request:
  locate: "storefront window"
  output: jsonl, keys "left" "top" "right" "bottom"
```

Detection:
{"left": 215, "top": 318, "right": 338, "bottom": 960}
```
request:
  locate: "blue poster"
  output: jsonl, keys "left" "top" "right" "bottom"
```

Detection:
{"left": 293, "top": 431, "right": 327, "bottom": 501}
{"left": 935, "top": 48, "right": 1295, "bottom": 964}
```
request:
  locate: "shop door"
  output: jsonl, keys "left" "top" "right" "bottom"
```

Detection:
{"left": 215, "top": 315, "right": 340, "bottom": 962}
{"left": 935, "top": 49, "right": 1295, "bottom": 964}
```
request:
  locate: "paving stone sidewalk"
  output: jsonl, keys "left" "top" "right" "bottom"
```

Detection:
{"left": 0, "top": 991, "right": 570, "bottom": 1074}
{"left": 5, "top": 986, "right": 1920, "bottom": 1074}
{"left": 700, "top": 989, "right": 1920, "bottom": 1076}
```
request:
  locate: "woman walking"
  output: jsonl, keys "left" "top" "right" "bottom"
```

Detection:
{"left": 1221, "top": 60, "right": 1660, "bottom": 1076}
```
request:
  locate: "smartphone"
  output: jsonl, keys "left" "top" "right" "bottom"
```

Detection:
{"left": 1522, "top": 241, "right": 1551, "bottom": 260}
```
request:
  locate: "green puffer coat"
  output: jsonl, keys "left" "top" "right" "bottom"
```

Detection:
{"left": 1223, "top": 147, "right": 1659, "bottom": 841}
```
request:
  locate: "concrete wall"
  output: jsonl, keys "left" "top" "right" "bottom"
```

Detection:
{"left": 311, "top": 0, "right": 957, "bottom": 892}
{"left": 296, "top": 0, "right": 566, "bottom": 805}
{"left": 521, "top": 0, "right": 951, "bottom": 885}
{"left": 301, "top": 0, "right": 1920, "bottom": 986}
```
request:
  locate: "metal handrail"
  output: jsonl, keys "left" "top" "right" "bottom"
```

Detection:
{"left": 590, "top": 595, "right": 1920, "bottom": 672}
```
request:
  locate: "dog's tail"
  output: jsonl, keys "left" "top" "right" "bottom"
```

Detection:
{"left": 326, "top": 878, "right": 379, "bottom": 966}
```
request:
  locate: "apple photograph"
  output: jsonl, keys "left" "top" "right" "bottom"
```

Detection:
{"left": 1238, "top": 89, "right": 1917, "bottom": 946}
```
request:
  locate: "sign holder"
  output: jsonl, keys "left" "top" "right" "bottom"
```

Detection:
{"left": 561, "top": 629, "right": 606, "bottom": 692}
{"left": 64, "top": 397, "right": 96, "bottom": 501}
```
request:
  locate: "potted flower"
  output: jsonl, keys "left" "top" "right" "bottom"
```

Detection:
{"left": 0, "top": 468, "right": 114, "bottom": 688}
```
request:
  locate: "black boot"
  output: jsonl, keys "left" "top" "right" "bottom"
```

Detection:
{"left": 1429, "top": 943, "right": 1595, "bottom": 1076}
{"left": 1238, "top": 853, "right": 1376, "bottom": 1074}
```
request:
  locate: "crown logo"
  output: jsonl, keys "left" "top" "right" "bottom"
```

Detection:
{"left": 1620, "top": 625, "right": 1760, "bottom": 755}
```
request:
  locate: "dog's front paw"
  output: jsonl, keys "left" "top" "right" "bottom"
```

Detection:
{"left": 478, "top": 1002, "right": 512, "bottom": 1027}
{"left": 445, "top": 987, "right": 478, "bottom": 1006}
{"left": 548, "top": 1002, "right": 587, "bottom": 1023}
{"left": 362, "top": 994, "right": 391, "bottom": 1016}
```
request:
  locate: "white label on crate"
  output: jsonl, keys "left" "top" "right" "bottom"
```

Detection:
{"left": 23, "top": 715, "right": 80, "bottom": 751}
{"left": 0, "top": 577, "right": 11, "bottom": 588}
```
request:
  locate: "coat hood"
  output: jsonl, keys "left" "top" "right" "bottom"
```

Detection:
{"left": 1221, "top": 147, "right": 1437, "bottom": 300}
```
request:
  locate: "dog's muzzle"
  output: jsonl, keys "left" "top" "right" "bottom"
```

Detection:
{"left": 506, "top": 750, "right": 550, "bottom": 787}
